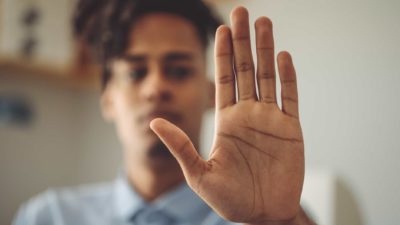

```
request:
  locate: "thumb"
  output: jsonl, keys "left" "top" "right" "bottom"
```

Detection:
{"left": 150, "top": 118, "right": 206, "bottom": 179}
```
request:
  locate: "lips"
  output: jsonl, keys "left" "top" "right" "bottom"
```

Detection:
{"left": 139, "top": 110, "right": 183, "bottom": 125}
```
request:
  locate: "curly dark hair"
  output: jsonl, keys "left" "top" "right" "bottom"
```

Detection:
{"left": 73, "top": 0, "right": 223, "bottom": 89}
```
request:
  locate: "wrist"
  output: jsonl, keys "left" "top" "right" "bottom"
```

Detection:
{"left": 245, "top": 208, "right": 316, "bottom": 225}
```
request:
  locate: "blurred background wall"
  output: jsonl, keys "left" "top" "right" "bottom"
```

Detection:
{"left": 1, "top": 0, "right": 400, "bottom": 225}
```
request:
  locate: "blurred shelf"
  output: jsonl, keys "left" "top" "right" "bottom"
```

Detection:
{"left": 204, "top": 0, "right": 235, "bottom": 3}
{"left": 0, "top": 56, "right": 100, "bottom": 91}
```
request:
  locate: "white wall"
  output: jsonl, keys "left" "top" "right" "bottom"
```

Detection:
{"left": 0, "top": 76, "right": 121, "bottom": 224}
{"left": 0, "top": 76, "right": 80, "bottom": 224}
{"left": 74, "top": 91, "right": 121, "bottom": 184}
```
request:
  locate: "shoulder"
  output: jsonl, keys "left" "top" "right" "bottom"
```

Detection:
{"left": 13, "top": 189, "right": 56, "bottom": 225}
{"left": 13, "top": 182, "right": 114, "bottom": 225}
{"left": 53, "top": 181, "right": 114, "bottom": 209}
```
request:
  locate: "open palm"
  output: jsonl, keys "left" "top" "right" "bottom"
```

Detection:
{"left": 151, "top": 7, "right": 304, "bottom": 224}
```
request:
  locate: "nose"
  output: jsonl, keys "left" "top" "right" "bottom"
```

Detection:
{"left": 140, "top": 69, "right": 172, "bottom": 103}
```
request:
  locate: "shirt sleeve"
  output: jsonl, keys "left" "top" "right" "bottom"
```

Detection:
{"left": 12, "top": 190, "right": 57, "bottom": 225}
{"left": 12, "top": 204, "right": 29, "bottom": 225}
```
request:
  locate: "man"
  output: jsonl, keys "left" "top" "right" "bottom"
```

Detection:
{"left": 14, "top": 0, "right": 316, "bottom": 224}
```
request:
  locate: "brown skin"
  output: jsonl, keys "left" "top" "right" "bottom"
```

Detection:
{"left": 102, "top": 6, "right": 315, "bottom": 225}
{"left": 101, "top": 12, "right": 213, "bottom": 201}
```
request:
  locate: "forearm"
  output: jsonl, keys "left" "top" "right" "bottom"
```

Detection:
{"left": 245, "top": 207, "right": 317, "bottom": 225}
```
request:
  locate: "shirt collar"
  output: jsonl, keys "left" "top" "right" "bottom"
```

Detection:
{"left": 113, "top": 172, "right": 211, "bottom": 222}
{"left": 113, "top": 173, "right": 146, "bottom": 221}
{"left": 151, "top": 181, "right": 211, "bottom": 222}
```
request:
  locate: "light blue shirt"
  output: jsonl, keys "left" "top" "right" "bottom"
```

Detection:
{"left": 13, "top": 174, "right": 239, "bottom": 225}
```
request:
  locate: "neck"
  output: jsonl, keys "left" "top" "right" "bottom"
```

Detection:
{"left": 124, "top": 152, "right": 185, "bottom": 202}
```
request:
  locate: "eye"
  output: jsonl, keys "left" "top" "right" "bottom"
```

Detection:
{"left": 129, "top": 68, "right": 147, "bottom": 81}
{"left": 165, "top": 66, "right": 193, "bottom": 80}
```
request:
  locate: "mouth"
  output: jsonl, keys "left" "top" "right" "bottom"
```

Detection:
{"left": 139, "top": 110, "right": 183, "bottom": 125}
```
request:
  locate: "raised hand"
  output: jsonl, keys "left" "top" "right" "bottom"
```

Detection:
{"left": 150, "top": 6, "right": 304, "bottom": 224}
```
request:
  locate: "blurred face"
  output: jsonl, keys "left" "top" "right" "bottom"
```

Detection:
{"left": 101, "top": 13, "right": 213, "bottom": 166}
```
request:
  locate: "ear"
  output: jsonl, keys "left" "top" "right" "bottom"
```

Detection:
{"left": 100, "top": 84, "right": 115, "bottom": 122}
{"left": 205, "top": 79, "right": 215, "bottom": 110}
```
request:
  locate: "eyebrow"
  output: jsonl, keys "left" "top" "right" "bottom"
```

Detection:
{"left": 120, "top": 52, "right": 194, "bottom": 64}
{"left": 120, "top": 54, "right": 146, "bottom": 63}
{"left": 163, "top": 52, "right": 193, "bottom": 62}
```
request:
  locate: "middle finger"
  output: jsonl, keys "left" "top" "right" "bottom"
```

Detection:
{"left": 231, "top": 6, "right": 257, "bottom": 101}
